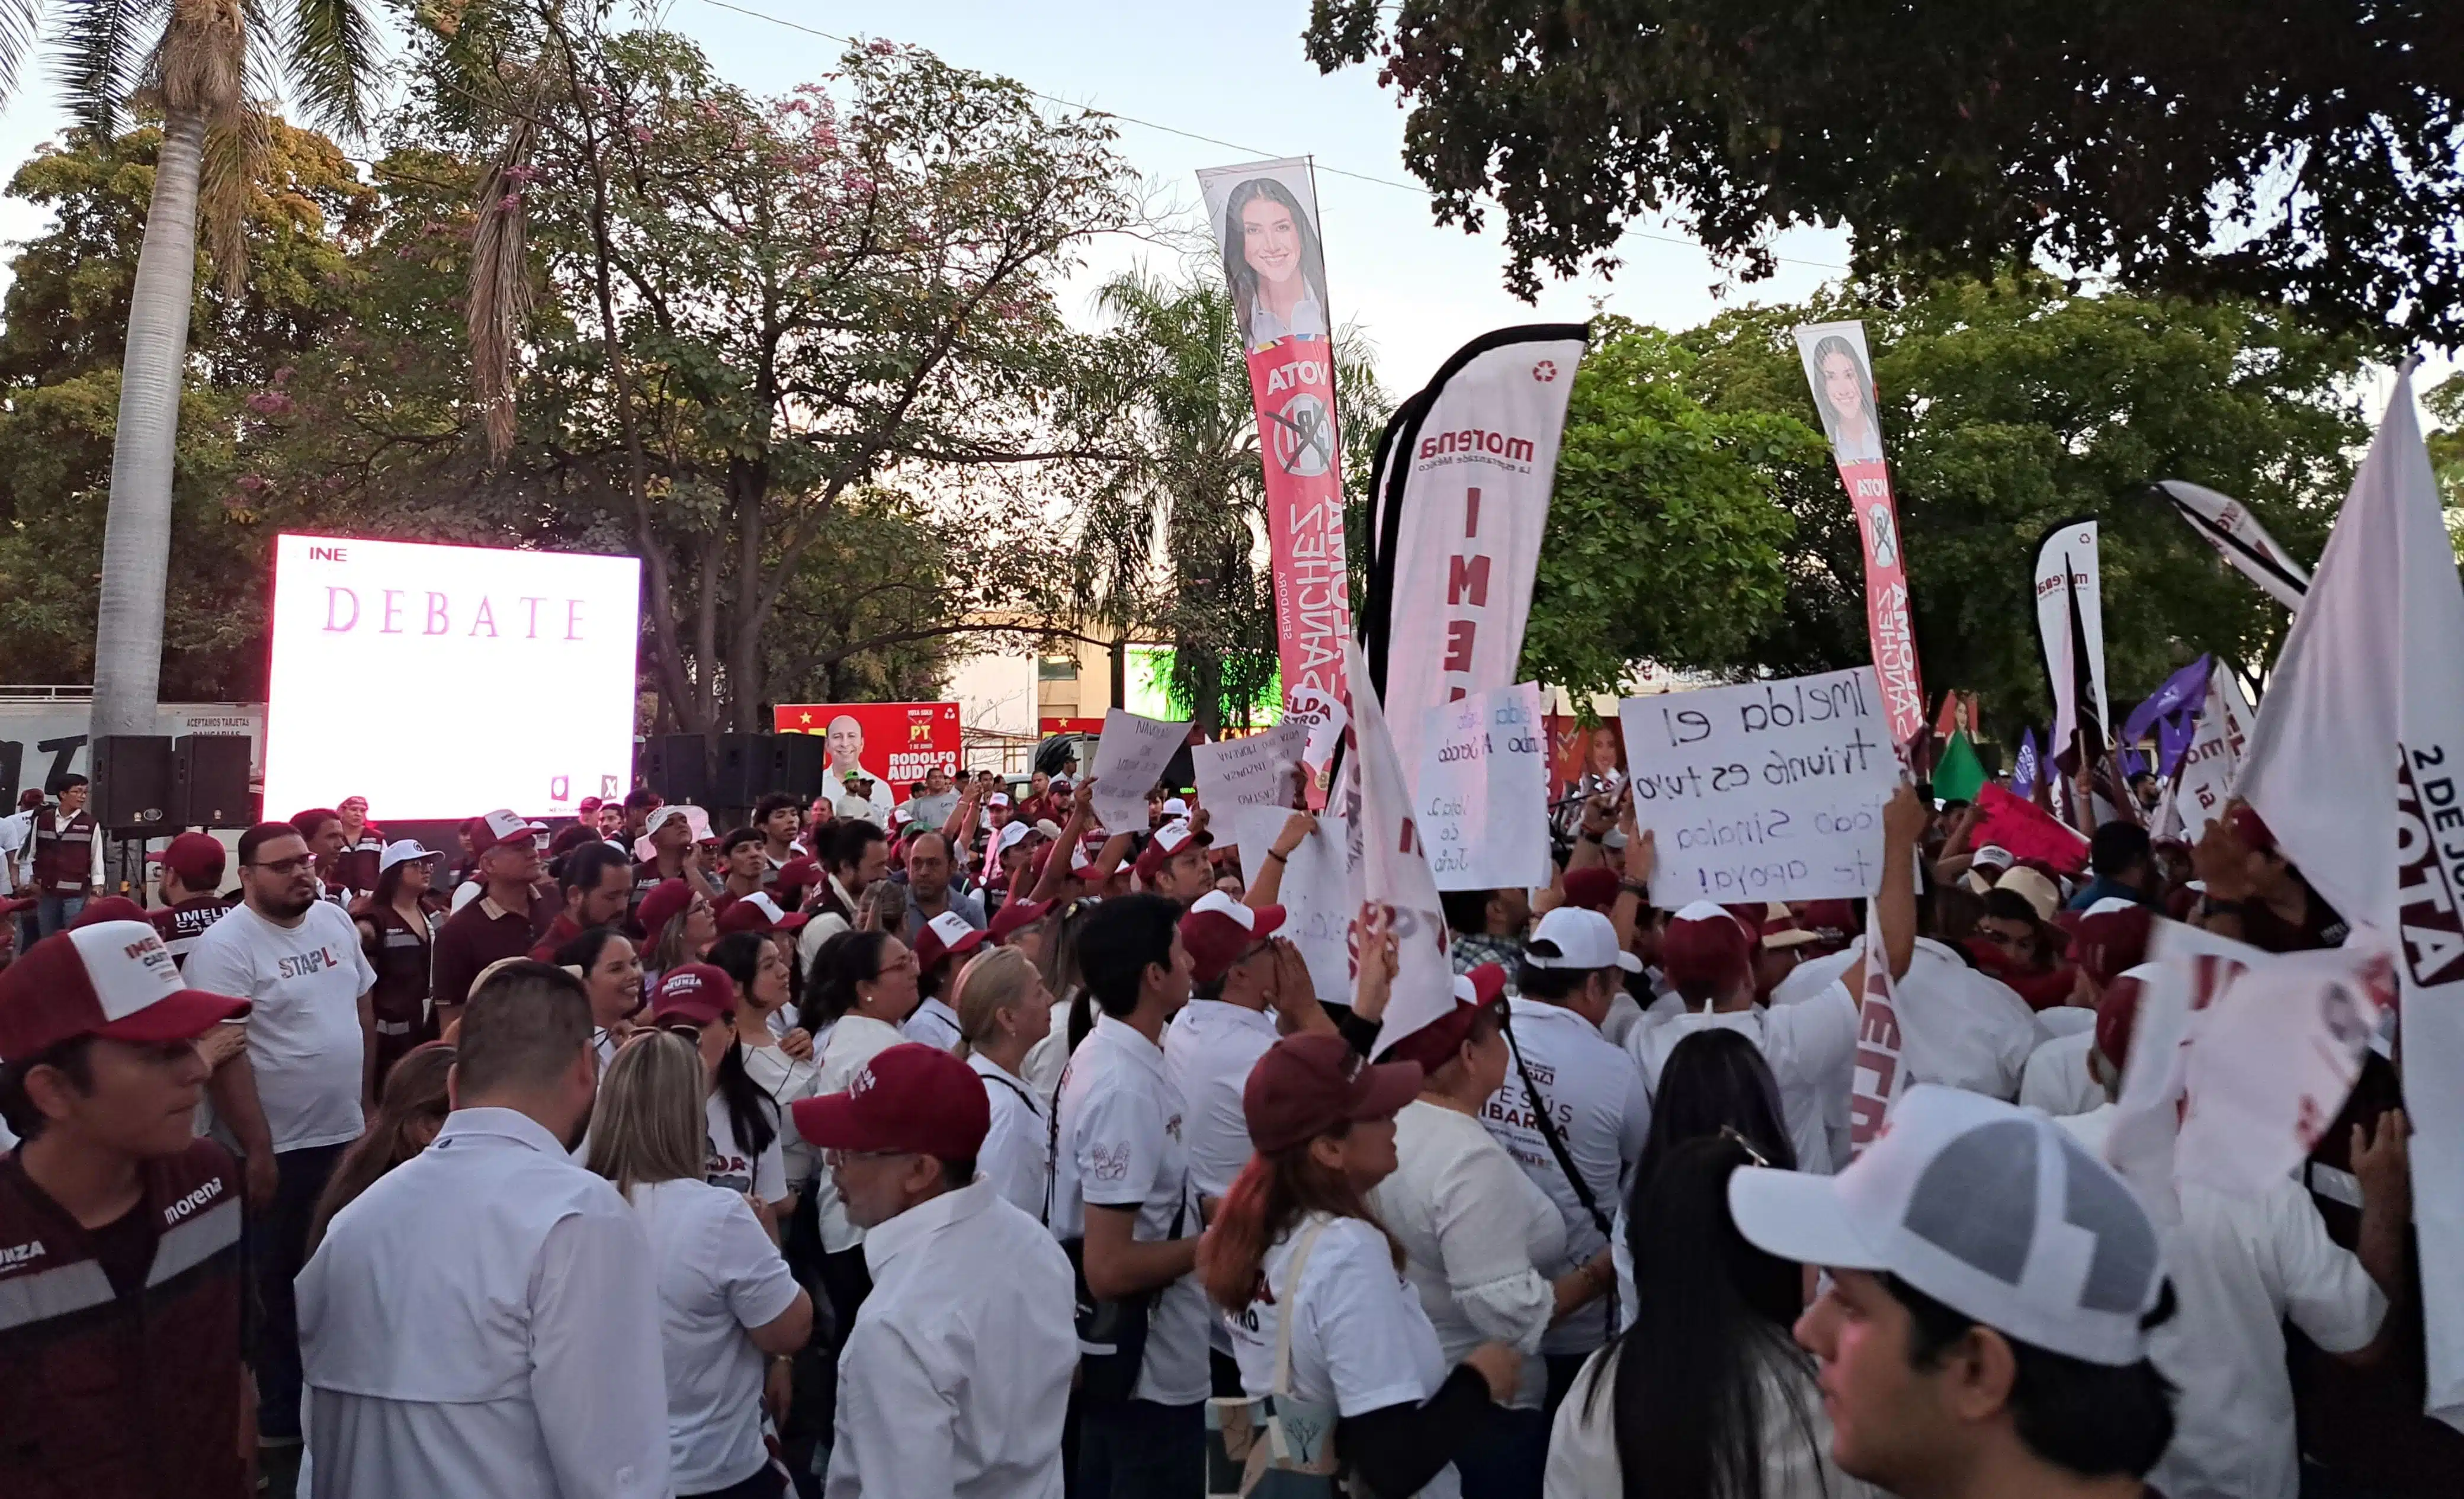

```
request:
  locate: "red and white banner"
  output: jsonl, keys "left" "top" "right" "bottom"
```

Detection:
{"left": 2033, "top": 519, "right": 2110, "bottom": 771}
{"left": 2154, "top": 479, "right": 2311, "bottom": 612}
{"left": 1362, "top": 325, "right": 1589, "bottom": 780}
{"left": 1336, "top": 638, "right": 1454, "bottom": 1056}
{"left": 773, "top": 701, "right": 960, "bottom": 806}
{"left": 1198, "top": 158, "right": 1352, "bottom": 743}
{"left": 1794, "top": 322, "right": 1925, "bottom": 746}
{"left": 2235, "top": 365, "right": 2464, "bottom": 1429}
{"left": 1847, "top": 897, "right": 1908, "bottom": 1158}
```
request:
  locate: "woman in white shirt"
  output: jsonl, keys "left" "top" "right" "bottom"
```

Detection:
{"left": 647, "top": 963, "right": 792, "bottom": 1228}
{"left": 589, "top": 1031, "right": 814, "bottom": 1499}
{"left": 948, "top": 945, "right": 1053, "bottom": 1218}
{"left": 1372, "top": 968, "right": 1609, "bottom": 1497}
{"left": 710, "top": 931, "right": 823, "bottom": 1197}
{"left": 553, "top": 926, "right": 643, "bottom": 1067}
{"left": 800, "top": 927, "right": 923, "bottom": 1333}
{"left": 1198, "top": 1021, "right": 1523, "bottom": 1498}
{"left": 1545, "top": 1134, "right": 1881, "bottom": 1499}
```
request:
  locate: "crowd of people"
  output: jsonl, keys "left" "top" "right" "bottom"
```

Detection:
{"left": 0, "top": 743, "right": 2450, "bottom": 1499}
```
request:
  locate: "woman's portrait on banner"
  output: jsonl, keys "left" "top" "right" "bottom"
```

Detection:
{"left": 1216, "top": 174, "right": 1331, "bottom": 352}
{"left": 1799, "top": 328, "right": 1886, "bottom": 465}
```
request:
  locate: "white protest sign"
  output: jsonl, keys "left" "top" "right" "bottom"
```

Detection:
{"left": 1618, "top": 666, "right": 1897, "bottom": 902}
{"left": 2172, "top": 670, "right": 2256, "bottom": 842}
{"left": 1194, "top": 718, "right": 1307, "bottom": 814}
{"left": 1089, "top": 708, "right": 1189, "bottom": 833}
{"left": 1234, "top": 803, "right": 1352, "bottom": 1003}
{"left": 1414, "top": 682, "right": 1550, "bottom": 892}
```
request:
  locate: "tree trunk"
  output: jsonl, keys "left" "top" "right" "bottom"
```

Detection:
{"left": 90, "top": 108, "right": 207, "bottom": 743}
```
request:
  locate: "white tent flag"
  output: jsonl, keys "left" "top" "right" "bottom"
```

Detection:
{"left": 2032, "top": 519, "right": 2108, "bottom": 768}
{"left": 2171, "top": 670, "right": 2257, "bottom": 843}
{"left": 1363, "top": 325, "right": 1589, "bottom": 780}
{"left": 2154, "top": 479, "right": 2312, "bottom": 612}
{"left": 2235, "top": 364, "right": 2464, "bottom": 1431}
{"left": 1335, "top": 638, "right": 1455, "bottom": 1054}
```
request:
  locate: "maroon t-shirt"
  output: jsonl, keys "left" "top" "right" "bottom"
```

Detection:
{"left": 147, "top": 896, "right": 235, "bottom": 971}
{"left": 2235, "top": 880, "right": 2351, "bottom": 954}
{"left": 430, "top": 887, "right": 556, "bottom": 1013}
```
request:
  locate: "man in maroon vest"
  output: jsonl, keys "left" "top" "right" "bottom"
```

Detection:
{"left": 149, "top": 833, "right": 236, "bottom": 972}
{"left": 0, "top": 919, "right": 254, "bottom": 1498}
{"left": 30, "top": 775, "right": 99, "bottom": 939}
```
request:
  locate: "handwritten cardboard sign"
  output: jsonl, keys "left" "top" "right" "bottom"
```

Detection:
{"left": 1194, "top": 718, "right": 1307, "bottom": 814}
{"left": 1234, "top": 803, "right": 1352, "bottom": 1003}
{"left": 1089, "top": 708, "right": 1189, "bottom": 833}
{"left": 1414, "top": 683, "right": 1550, "bottom": 892}
{"left": 1618, "top": 667, "right": 1896, "bottom": 902}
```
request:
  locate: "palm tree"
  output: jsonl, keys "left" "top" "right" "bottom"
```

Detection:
{"left": 0, "top": 0, "right": 385, "bottom": 742}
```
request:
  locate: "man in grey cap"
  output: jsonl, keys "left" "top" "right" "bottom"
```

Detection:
{"left": 1727, "top": 1086, "right": 2175, "bottom": 1499}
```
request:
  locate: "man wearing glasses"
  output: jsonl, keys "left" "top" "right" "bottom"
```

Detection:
{"left": 183, "top": 820, "right": 378, "bottom": 1453}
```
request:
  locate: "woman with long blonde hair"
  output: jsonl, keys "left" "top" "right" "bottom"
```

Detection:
{"left": 590, "top": 1032, "right": 814, "bottom": 1499}
{"left": 951, "top": 946, "right": 1053, "bottom": 1216}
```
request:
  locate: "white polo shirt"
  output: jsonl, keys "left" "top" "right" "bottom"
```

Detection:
{"left": 809, "top": 1014, "right": 911, "bottom": 1253}
{"left": 1482, "top": 996, "right": 1651, "bottom": 1354}
{"left": 1626, "top": 983, "right": 1857, "bottom": 1176}
{"left": 968, "top": 1051, "right": 1049, "bottom": 1219}
{"left": 299, "top": 1107, "right": 669, "bottom": 1499}
{"left": 1223, "top": 1212, "right": 1461, "bottom": 1499}
{"left": 830, "top": 1179, "right": 1078, "bottom": 1498}
{"left": 903, "top": 996, "right": 963, "bottom": 1051}
{"left": 2059, "top": 1106, "right": 2385, "bottom": 1499}
{"left": 702, "top": 1090, "right": 787, "bottom": 1208}
{"left": 1162, "top": 997, "right": 1279, "bottom": 1199}
{"left": 1051, "top": 1014, "right": 1209, "bottom": 1407}
{"left": 627, "top": 1177, "right": 803, "bottom": 1494}
{"left": 184, "top": 899, "right": 377, "bottom": 1153}
{"left": 2018, "top": 1028, "right": 2102, "bottom": 1118}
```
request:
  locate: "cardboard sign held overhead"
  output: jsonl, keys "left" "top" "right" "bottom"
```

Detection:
{"left": 1194, "top": 718, "right": 1308, "bottom": 814}
{"left": 1414, "top": 683, "right": 1551, "bottom": 892}
{"left": 1089, "top": 708, "right": 1189, "bottom": 834}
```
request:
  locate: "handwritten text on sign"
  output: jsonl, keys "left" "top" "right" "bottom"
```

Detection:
{"left": 1414, "top": 682, "right": 1550, "bottom": 892}
{"left": 1618, "top": 666, "right": 1895, "bottom": 901}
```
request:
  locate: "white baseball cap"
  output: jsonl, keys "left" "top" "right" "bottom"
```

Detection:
{"left": 634, "top": 804, "right": 712, "bottom": 863}
{"left": 1524, "top": 905, "right": 1642, "bottom": 974}
{"left": 377, "top": 839, "right": 442, "bottom": 876}
{"left": 994, "top": 820, "right": 1034, "bottom": 854}
{"left": 1162, "top": 797, "right": 1189, "bottom": 817}
{"left": 1971, "top": 844, "right": 2016, "bottom": 872}
{"left": 1728, "top": 1085, "right": 2164, "bottom": 1366}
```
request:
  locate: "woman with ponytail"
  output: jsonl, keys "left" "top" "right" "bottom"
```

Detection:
{"left": 949, "top": 945, "right": 1053, "bottom": 1216}
{"left": 1198, "top": 926, "right": 1523, "bottom": 1498}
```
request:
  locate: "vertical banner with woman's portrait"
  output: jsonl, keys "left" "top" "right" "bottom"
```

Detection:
{"left": 1794, "top": 321, "right": 1927, "bottom": 747}
{"left": 1199, "top": 158, "right": 1352, "bottom": 752}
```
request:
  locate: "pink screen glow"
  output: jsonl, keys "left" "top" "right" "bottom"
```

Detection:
{"left": 262, "top": 534, "right": 641, "bottom": 820}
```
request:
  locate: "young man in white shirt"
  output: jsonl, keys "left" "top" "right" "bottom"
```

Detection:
{"left": 797, "top": 1042, "right": 1077, "bottom": 1498}
{"left": 1485, "top": 903, "right": 1653, "bottom": 1402}
{"left": 1732, "top": 1086, "right": 2177, "bottom": 1499}
{"left": 2057, "top": 983, "right": 2410, "bottom": 1499}
{"left": 299, "top": 961, "right": 669, "bottom": 1499}
{"left": 181, "top": 819, "right": 377, "bottom": 1449}
{"left": 1050, "top": 893, "right": 1210, "bottom": 1497}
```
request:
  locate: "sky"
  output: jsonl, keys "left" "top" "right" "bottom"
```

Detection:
{"left": 0, "top": 0, "right": 1856, "bottom": 402}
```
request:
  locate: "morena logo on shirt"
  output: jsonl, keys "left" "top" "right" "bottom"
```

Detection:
{"left": 163, "top": 1176, "right": 224, "bottom": 1226}
{"left": 850, "top": 1064, "right": 877, "bottom": 1097}
{"left": 276, "top": 946, "right": 346, "bottom": 981}
{"left": 1088, "top": 1142, "right": 1131, "bottom": 1183}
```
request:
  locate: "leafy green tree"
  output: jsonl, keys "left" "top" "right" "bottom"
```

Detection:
{"left": 1302, "top": 2, "right": 2463, "bottom": 345}
{"left": 1520, "top": 317, "right": 1807, "bottom": 701}
{"left": 1675, "top": 274, "right": 2368, "bottom": 732}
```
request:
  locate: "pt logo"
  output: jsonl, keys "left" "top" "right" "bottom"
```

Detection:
{"left": 1269, "top": 392, "right": 1334, "bottom": 478}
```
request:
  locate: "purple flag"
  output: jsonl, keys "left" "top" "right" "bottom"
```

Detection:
{"left": 2156, "top": 714, "right": 2200, "bottom": 776}
{"left": 2013, "top": 728, "right": 2043, "bottom": 798}
{"left": 2118, "top": 654, "right": 2215, "bottom": 749}
{"left": 2118, "top": 745, "right": 2148, "bottom": 780}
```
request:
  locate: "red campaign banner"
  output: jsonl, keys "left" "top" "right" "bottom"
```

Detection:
{"left": 1544, "top": 715, "right": 1625, "bottom": 797}
{"left": 1038, "top": 716, "right": 1107, "bottom": 736}
{"left": 1795, "top": 322, "right": 1927, "bottom": 747}
{"left": 774, "top": 701, "right": 960, "bottom": 804}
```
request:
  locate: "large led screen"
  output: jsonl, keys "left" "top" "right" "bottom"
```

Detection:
{"left": 261, "top": 534, "right": 640, "bottom": 820}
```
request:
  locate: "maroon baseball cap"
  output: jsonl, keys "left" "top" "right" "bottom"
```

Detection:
{"left": 2070, "top": 898, "right": 2153, "bottom": 987}
{"left": 775, "top": 856, "right": 822, "bottom": 904}
{"left": 636, "top": 878, "right": 697, "bottom": 938}
{"left": 70, "top": 895, "right": 152, "bottom": 930}
{"left": 717, "top": 892, "right": 809, "bottom": 936}
{"left": 1134, "top": 821, "right": 1208, "bottom": 882}
{"left": 1179, "top": 891, "right": 1285, "bottom": 983}
{"left": 1246, "top": 1032, "right": 1421, "bottom": 1153}
{"left": 1560, "top": 866, "right": 1619, "bottom": 912}
{"left": 162, "top": 832, "right": 228, "bottom": 888}
{"left": 2228, "top": 803, "right": 2277, "bottom": 855}
{"left": 1798, "top": 900, "right": 1857, "bottom": 945}
{"left": 468, "top": 807, "right": 550, "bottom": 858}
{"left": 1379, "top": 964, "right": 1507, "bottom": 1072}
{"left": 0, "top": 923, "right": 250, "bottom": 1056}
{"left": 791, "top": 1042, "right": 990, "bottom": 1160}
{"left": 1660, "top": 901, "right": 1755, "bottom": 992}
{"left": 649, "top": 963, "right": 733, "bottom": 1027}
{"left": 914, "top": 910, "right": 990, "bottom": 973}
{"left": 989, "top": 895, "right": 1053, "bottom": 943}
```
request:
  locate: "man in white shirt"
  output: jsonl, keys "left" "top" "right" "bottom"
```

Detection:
{"left": 1050, "top": 893, "right": 1210, "bottom": 1497}
{"left": 298, "top": 961, "right": 668, "bottom": 1499}
{"left": 2058, "top": 983, "right": 2408, "bottom": 1499}
{"left": 797, "top": 1042, "right": 1076, "bottom": 1497}
{"left": 181, "top": 819, "right": 377, "bottom": 1449}
{"left": 1484, "top": 903, "right": 1651, "bottom": 1395}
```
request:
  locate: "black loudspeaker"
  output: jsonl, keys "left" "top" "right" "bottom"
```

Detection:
{"left": 644, "top": 734, "right": 711, "bottom": 805}
{"left": 776, "top": 733, "right": 826, "bottom": 801}
{"left": 713, "top": 733, "right": 777, "bottom": 808}
{"left": 92, "top": 735, "right": 176, "bottom": 829}
{"left": 172, "top": 736, "right": 255, "bottom": 828}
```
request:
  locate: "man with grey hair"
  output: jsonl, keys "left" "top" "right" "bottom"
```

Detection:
{"left": 299, "top": 962, "right": 668, "bottom": 1499}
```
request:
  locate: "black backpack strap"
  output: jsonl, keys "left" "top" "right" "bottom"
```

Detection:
{"left": 1502, "top": 1009, "right": 1621, "bottom": 1331}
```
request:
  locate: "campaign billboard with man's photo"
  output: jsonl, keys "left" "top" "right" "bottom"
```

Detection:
{"left": 773, "top": 701, "right": 961, "bottom": 812}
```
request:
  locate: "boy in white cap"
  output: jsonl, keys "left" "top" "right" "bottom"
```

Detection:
{"left": 1728, "top": 1085, "right": 2176, "bottom": 1499}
